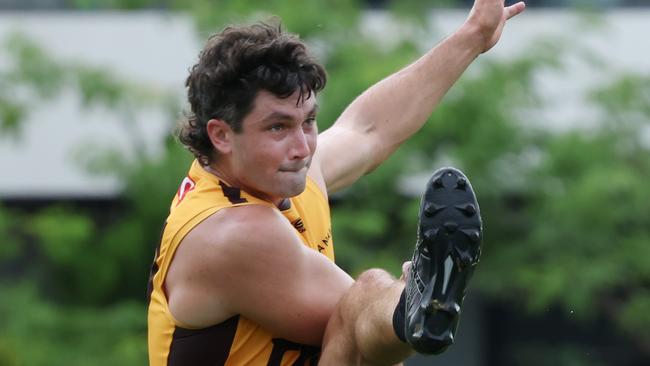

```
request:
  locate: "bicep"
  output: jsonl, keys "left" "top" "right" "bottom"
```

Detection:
{"left": 217, "top": 209, "right": 354, "bottom": 346}
{"left": 234, "top": 242, "right": 353, "bottom": 346}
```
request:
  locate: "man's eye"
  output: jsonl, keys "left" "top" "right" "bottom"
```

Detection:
{"left": 304, "top": 117, "right": 316, "bottom": 125}
{"left": 269, "top": 124, "right": 285, "bottom": 132}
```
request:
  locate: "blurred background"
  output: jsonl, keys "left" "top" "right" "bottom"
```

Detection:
{"left": 1, "top": 0, "right": 649, "bottom": 365}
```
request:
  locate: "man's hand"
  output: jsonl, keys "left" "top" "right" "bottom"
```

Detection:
{"left": 465, "top": 0, "right": 526, "bottom": 53}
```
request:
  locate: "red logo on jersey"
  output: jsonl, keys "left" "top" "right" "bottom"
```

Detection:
{"left": 176, "top": 176, "right": 196, "bottom": 205}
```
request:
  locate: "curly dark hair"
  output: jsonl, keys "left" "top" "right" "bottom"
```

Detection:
{"left": 179, "top": 21, "right": 327, "bottom": 166}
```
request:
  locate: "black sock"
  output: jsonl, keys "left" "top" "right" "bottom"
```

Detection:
{"left": 392, "top": 290, "right": 407, "bottom": 343}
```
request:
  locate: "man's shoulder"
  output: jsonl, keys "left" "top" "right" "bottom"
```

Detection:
{"left": 187, "top": 204, "right": 297, "bottom": 257}
{"left": 165, "top": 204, "right": 295, "bottom": 328}
{"left": 171, "top": 203, "right": 304, "bottom": 293}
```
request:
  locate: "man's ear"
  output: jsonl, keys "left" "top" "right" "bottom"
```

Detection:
{"left": 206, "top": 119, "right": 233, "bottom": 154}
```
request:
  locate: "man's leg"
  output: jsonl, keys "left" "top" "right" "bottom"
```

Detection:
{"left": 319, "top": 167, "right": 483, "bottom": 365}
{"left": 319, "top": 269, "right": 413, "bottom": 366}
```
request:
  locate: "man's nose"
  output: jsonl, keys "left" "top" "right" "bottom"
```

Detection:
{"left": 289, "top": 128, "right": 310, "bottom": 160}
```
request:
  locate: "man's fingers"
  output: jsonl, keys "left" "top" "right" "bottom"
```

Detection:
{"left": 505, "top": 1, "right": 526, "bottom": 20}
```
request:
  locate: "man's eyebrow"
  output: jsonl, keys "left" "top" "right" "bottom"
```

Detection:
{"left": 307, "top": 104, "right": 320, "bottom": 116}
{"left": 259, "top": 104, "right": 320, "bottom": 124}
{"left": 259, "top": 111, "right": 295, "bottom": 123}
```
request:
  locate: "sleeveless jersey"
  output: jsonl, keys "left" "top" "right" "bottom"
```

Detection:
{"left": 147, "top": 160, "right": 334, "bottom": 366}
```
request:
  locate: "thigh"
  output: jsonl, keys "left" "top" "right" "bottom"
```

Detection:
{"left": 319, "top": 269, "right": 409, "bottom": 366}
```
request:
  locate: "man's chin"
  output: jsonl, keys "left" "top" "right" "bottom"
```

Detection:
{"left": 280, "top": 175, "right": 307, "bottom": 198}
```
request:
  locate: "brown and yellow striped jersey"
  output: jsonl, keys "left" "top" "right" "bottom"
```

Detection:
{"left": 147, "top": 160, "right": 334, "bottom": 366}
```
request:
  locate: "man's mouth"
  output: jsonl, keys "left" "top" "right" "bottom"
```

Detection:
{"left": 279, "top": 166, "right": 306, "bottom": 173}
{"left": 279, "top": 160, "right": 310, "bottom": 173}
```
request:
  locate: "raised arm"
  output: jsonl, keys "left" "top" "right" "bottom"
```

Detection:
{"left": 313, "top": 0, "right": 525, "bottom": 192}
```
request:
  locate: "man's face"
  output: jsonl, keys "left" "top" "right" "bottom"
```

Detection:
{"left": 228, "top": 89, "right": 318, "bottom": 202}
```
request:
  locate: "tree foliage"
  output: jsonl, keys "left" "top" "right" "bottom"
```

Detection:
{"left": 1, "top": 2, "right": 649, "bottom": 365}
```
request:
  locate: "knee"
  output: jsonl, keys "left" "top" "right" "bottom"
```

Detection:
{"left": 337, "top": 269, "right": 392, "bottom": 310}
{"left": 335, "top": 269, "right": 397, "bottom": 318}
{"left": 334, "top": 269, "right": 393, "bottom": 322}
{"left": 355, "top": 268, "right": 395, "bottom": 289}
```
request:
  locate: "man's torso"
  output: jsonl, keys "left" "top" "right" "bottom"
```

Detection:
{"left": 147, "top": 160, "right": 334, "bottom": 365}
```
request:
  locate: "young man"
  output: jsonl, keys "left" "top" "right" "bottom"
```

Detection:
{"left": 147, "top": 0, "right": 525, "bottom": 365}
